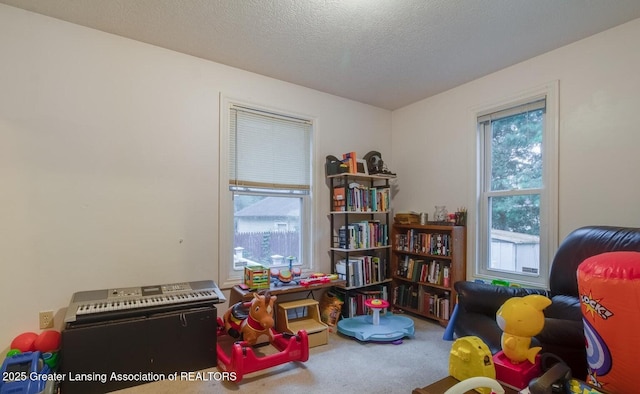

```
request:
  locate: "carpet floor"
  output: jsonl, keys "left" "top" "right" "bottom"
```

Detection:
{"left": 113, "top": 314, "right": 452, "bottom": 394}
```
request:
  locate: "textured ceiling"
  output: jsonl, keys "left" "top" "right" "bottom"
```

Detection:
{"left": 3, "top": 0, "right": 640, "bottom": 110}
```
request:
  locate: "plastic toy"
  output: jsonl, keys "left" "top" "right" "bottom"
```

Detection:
{"left": 216, "top": 292, "right": 310, "bottom": 382}
{"left": 0, "top": 351, "right": 57, "bottom": 394}
{"left": 496, "top": 294, "right": 551, "bottom": 364}
{"left": 299, "top": 273, "right": 334, "bottom": 287}
{"left": 216, "top": 329, "right": 310, "bottom": 382}
{"left": 222, "top": 292, "right": 277, "bottom": 346}
{"left": 33, "top": 330, "right": 61, "bottom": 353}
{"left": 244, "top": 264, "right": 270, "bottom": 290}
{"left": 10, "top": 332, "right": 38, "bottom": 352}
{"left": 577, "top": 251, "right": 640, "bottom": 393}
{"left": 364, "top": 298, "right": 388, "bottom": 325}
{"left": 494, "top": 294, "right": 550, "bottom": 389}
{"left": 448, "top": 336, "right": 495, "bottom": 394}
{"left": 443, "top": 376, "right": 505, "bottom": 394}
{"left": 337, "top": 298, "right": 414, "bottom": 342}
{"left": 442, "top": 303, "right": 460, "bottom": 341}
{"left": 270, "top": 257, "right": 303, "bottom": 287}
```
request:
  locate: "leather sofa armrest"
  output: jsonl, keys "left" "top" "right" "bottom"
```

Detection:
{"left": 454, "top": 281, "right": 549, "bottom": 317}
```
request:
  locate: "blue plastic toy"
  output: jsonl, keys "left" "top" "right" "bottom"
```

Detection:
{"left": 0, "top": 351, "right": 57, "bottom": 394}
{"left": 337, "top": 299, "right": 414, "bottom": 342}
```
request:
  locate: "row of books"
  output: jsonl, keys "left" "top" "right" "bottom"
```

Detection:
{"left": 334, "top": 285, "right": 388, "bottom": 318}
{"left": 394, "top": 230, "right": 451, "bottom": 256}
{"left": 392, "top": 284, "right": 451, "bottom": 320}
{"left": 337, "top": 221, "right": 389, "bottom": 249}
{"left": 395, "top": 257, "right": 451, "bottom": 287}
{"left": 335, "top": 256, "right": 387, "bottom": 288}
{"left": 332, "top": 184, "right": 390, "bottom": 212}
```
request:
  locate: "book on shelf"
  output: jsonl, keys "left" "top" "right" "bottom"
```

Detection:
{"left": 334, "top": 284, "right": 388, "bottom": 318}
{"left": 343, "top": 182, "right": 390, "bottom": 212}
{"left": 333, "top": 186, "right": 346, "bottom": 211}
{"left": 417, "top": 288, "right": 451, "bottom": 320}
{"left": 396, "top": 256, "right": 449, "bottom": 286}
{"left": 392, "top": 283, "right": 420, "bottom": 310}
{"left": 342, "top": 151, "right": 357, "bottom": 174}
{"left": 337, "top": 221, "right": 389, "bottom": 250}
{"left": 336, "top": 256, "right": 387, "bottom": 288}
{"left": 394, "top": 230, "right": 452, "bottom": 256}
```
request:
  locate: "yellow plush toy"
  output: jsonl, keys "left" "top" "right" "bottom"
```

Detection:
{"left": 496, "top": 294, "right": 551, "bottom": 364}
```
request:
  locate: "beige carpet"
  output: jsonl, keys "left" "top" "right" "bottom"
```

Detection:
{"left": 113, "top": 315, "right": 451, "bottom": 394}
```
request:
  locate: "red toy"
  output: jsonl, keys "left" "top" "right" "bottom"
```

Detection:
{"left": 299, "top": 273, "right": 337, "bottom": 287}
{"left": 216, "top": 328, "right": 309, "bottom": 382}
{"left": 217, "top": 292, "right": 309, "bottom": 382}
{"left": 34, "top": 330, "right": 61, "bottom": 353}
{"left": 10, "top": 332, "right": 38, "bottom": 352}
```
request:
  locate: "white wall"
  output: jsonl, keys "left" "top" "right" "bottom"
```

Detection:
{"left": 0, "top": 4, "right": 391, "bottom": 345}
{"left": 391, "top": 18, "right": 640, "bottom": 280}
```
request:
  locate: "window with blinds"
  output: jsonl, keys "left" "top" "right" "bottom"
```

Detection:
{"left": 229, "top": 105, "right": 311, "bottom": 193}
{"left": 227, "top": 104, "right": 313, "bottom": 271}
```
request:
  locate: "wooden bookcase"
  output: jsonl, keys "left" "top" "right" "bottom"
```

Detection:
{"left": 390, "top": 223, "right": 466, "bottom": 326}
{"left": 327, "top": 173, "right": 395, "bottom": 318}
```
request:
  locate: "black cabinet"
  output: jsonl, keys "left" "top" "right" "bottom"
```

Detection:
{"left": 60, "top": 306, "right": 216, "bottom": 393}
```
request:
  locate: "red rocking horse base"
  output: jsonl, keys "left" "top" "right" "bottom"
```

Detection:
{"left": 216, "top": 320, "right": 309, "bottom": 382}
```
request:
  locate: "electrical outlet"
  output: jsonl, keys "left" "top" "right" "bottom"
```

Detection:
{"left": 39, "top": 311, "right": 54, "bottom": 329}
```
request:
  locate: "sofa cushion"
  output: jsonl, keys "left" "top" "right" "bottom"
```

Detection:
{"left": 545, "top": 295, "right": 583, "bottom": 321}
{"left": 549, "top": 226, "right": 640, "bottom": 297}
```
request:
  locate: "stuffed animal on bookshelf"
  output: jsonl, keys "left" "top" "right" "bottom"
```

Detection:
{"left": 496, "top": 294, "right": 552, "bottom": 364}
{"left": 223, "top": 292, "right": 277, "bottom": 346}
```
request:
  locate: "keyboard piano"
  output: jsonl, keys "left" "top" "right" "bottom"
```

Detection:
{"left": 63, "top": 280, "right": 225, "bottom": 325}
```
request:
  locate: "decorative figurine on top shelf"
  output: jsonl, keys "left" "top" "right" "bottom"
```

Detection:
{"left": 362, "top": 151, "right": 396, "bottom": 177}
{"left": 434, "top": 205, "right": 448, "bottom": 222}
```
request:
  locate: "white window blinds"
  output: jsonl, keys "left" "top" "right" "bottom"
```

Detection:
{"left": 477, "top": 98, "right": 546, "bottom": 124}
{"left": 229, "top": 105, "right": 312, "bottom": 192}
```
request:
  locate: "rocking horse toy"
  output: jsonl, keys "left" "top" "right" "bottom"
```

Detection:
{"left": 222, "top": 291, "right": 277, "bottom": 345}
{"left": 216, "top": 292, "right": 310, "bottom": 382}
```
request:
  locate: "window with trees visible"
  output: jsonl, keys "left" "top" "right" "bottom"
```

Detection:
{"left": 476, "top": 85, "right": 558, "bottom": 287}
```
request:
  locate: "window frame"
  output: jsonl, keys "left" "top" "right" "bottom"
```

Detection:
{"left": 230, "top": 188, "right": 309, "bottom": 271}
{"left": 473, "top": 82, "right": 558, "bottom": 288}
{"left": 219, "top": 95, "right": 314, "bottom": 288}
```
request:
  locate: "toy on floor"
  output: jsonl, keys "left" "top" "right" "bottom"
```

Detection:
{"left": 319, "top": 291, "right": 343, "bottom": 328}
{"left": 494, "top": 294, "right": 551, "bottom": 389}
{"left": 0, "top": 351, "right": 57, "bottom": 394}
{"left": 6, "top": 330, "right": 61, "bottom": 371}
{"left": 449, "top": 336, "right": 496, "bottom": 394}
{"left": 223, "top": 292, "right": 277, "bottom": 345}
{"left": 217, "top": 292, "right": 309, "bottom": 382}
{"left": 337, "top": 298, "right": 414, "bottom": 342}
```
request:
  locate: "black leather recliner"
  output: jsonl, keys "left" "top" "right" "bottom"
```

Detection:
{"left": 453, "top": 225, "right": 640, "bottom": 379}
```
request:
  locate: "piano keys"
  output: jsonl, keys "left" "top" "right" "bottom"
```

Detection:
{"left": 63, "top": 280, "right": 225, "bottom": 325}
